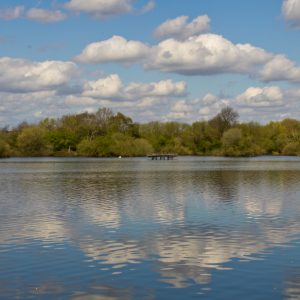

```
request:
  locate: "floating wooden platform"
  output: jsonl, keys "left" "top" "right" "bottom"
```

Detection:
{"left": 147, "top": 154, "right": 177, "bottom": 160}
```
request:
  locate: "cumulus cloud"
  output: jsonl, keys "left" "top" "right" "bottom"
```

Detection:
{"left": 259, "top": 54, "right": 300, "bottom": 82}
{"left": 201, "top": 93, "right": 219, "bottom": 105}
{"left": 124, "top": 79, "right": 186, "bottom": 98}
{"left": 232, "top": 86, "right": 300, "bottom": 122}
{"left": 1, "top": 82, "right": 300, "bottom": 127}
{"left": 65, "top": 0, "right": 133, "bottom": 18}
{"left": 82, "top": 75, "right": 187, "bottom": 101}
{"left": 75, "top": 32, "right": 300, "bottom": 84}
{"left": 0, "top": 91, "right": 60, "bottom": 125}
{"left": 235, "top": 86, "right": 284, "bottom": 107}
{"left": 153, "top": 15, "right": 210, "bottom": 40}
{"left": 0, "top": 57, "right": 77, "bottom": 93}
{"left": 0, "top": 6, "right": 24, "bottom": 20}
{"left": 141, "top": 1, "right": 156, "bottom": 14}
{"left": 195, "top": 87, "right": 286, "bottom": 119}
{"left": 51, "top": 76, "right": 188, "bottom": 125}
{"left": 166, "top": 100, "right": 193, "bottom": 120}
{"left": 165, "top": 95, "right": 230, "bottom": 122}
{"left": 0, "top": 54, "right": 188, "bottom": 126}
{"left": 26, "top": 8, "right": 66, "bottom": 23}
{"left": 146, "top": 34, "right": 272, "bottom": 75}
{"left": 82, "top": 74, "right": 123, "bottom": 98}
{"left": 75, "top": 35, "right": 150, "bottom": 64}
{"left": 198, "top": 106, "right": 211, "bottom": 117}
{"left": 164, "top": 85, "right": 300, "bottom": 123}
{"left": 282, "top": 0, "right": 300, "bottom": 28}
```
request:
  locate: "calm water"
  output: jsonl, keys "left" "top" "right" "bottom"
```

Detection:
{"left": 1, "top": 157, "right": 300, "bottom": 299}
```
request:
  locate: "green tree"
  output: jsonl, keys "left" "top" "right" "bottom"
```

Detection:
{"left": 109, "top": 133, "right": 153, "bottom": 156}
{"left": 191, "top": 121, "right": 220, "bottom": 154}
{"left": 108, "top": 112, "right": 135, "bottom": 135}
{"left": 281, "top": 119, "right": 300, "bottom": 143}
{"left": 77, "top": 138, "right": 99, "bottom": 156}
{"left": 47, "top": 129, "right": 78, "bottom": 153}
{"left": 0, "top": 139, "right": 10, "bottom": 158}
{"left": 222, "top": 128, "right": 242, "bottom": 147}
{"left": 95, "top": 107, "right": 114, "bottom": 135}
{"left": 209, "top": 106, "right": 239, "bottom": 137}
{"left": 221, "top": 128, "right": 242, "bottom": 156}
{"left": 17, "top": 126, "right": 50, "bottom": 156}
{"left": 282, "top": 142, "right": 300, "bottom": 156}
{"left": 262, "top": 122, "right": 285, "bottom": 154}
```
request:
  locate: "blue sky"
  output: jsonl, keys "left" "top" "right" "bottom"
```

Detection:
{"left": 0, "top": 0, "right": 300, "bottom": 126}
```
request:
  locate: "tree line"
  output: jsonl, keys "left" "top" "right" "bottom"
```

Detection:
{"left": 1, "top": 107, "right": 300, "bottom": 158}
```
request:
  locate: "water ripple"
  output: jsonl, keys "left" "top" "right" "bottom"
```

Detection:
{"left": 1, "top": 157, "right": 300, "bottom": 298}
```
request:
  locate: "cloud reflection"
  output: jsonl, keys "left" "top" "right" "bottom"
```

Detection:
{"left": 1, "top": 160, "right": 300, "bottom": 293}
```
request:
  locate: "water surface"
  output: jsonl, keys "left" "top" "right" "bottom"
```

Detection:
{"left": 1, "top": 156, "right": 300, "bottom": 299}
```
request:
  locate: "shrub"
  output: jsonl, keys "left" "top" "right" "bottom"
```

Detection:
{"left": 282, "top": 142, "right": 300, "bottom": 156}
{"left": 0, "top": 140, "right": 10, "bottom": 158}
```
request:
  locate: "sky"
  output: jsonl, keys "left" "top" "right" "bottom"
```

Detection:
{"left": 0, "top": 0, "right": 300, "bottom": 126}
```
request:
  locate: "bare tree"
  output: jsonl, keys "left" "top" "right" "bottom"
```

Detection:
{"left": 209, "top": 106, "right": 239, "bottom": 136}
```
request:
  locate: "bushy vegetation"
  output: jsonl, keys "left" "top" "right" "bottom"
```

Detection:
{"left": 1, "top": 107, "right": 300, "bottom": 158}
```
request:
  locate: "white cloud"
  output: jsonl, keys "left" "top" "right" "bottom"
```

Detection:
{"left": 69, "top": 76, "right": 187, "bottom": 123}
{"left": 124, "top": 79, "right": 186, "bottom": 98}
{"left": 202, "top": 93, "right": 219, "bottom": 105}
{"left": 82, "top": 74, "right": 123, "bottom": 98}
{"left": 186, "top": 87, "right": 292, "bottom": 122}
{"left": 1, "top": 82, "right": 300, "bottom": 127}
{"left": 259, "top": 54, "right": 300, "bottom": 82}
{"left": 0, "top": 90, "right": 59, "bottom": 125}
{"left": 0, "top": 57, "right": 77, "bottom": 93}
{"left": 75, "top": 35, "right": 150, "bottom": 64}
{"left": 26, "top": 8, "right": 66, "bottom": 23}
{"left": 147, "top": 34, "right": 272, "bottom": 75}
{"left": 232, "top": 86, "right": 300, "bottom": 122}
{"left": 65, "top": 95, "right": 96, "bottom": 106}
{"left": 166, "top": 111, "right": 190, "bottom": 120}
{"left": 153, "top": 15, "right": 210, "bottom": 40}
{"left": 166, "top": 100, "right": 193, "bottom": 120}
{"left": 75, "top": 32, "right": 300, "bottom": 84}
{"left": 0, "top": 60, "right": 188, "bottom": 126}
{"left": 282, "top": 0, "right": 300, "bottom": 28}
{"left": 191, "top": 87, "right": 300, "bottom": 123}
{"left": 141, "top": 1, "right": 156, "bottom": 14}
{"left": 0, "top": 6, "right": 24, "bottom": 20}
{"left": 198, "top": 106, "right": 211, "bottom": 116}
{"left": 235, "top": 86, "right": 284, "bottom": 107}
{"left": 164, "top": 85, "right": 300, "bottom": 123}
{"left": 135, "top": 97, "right": 162, "bottom": 108}
{"left": 164, "top": 93, "right": 232, "bottom": 122}
{"left": 82, "top": 75, "right": 186, "bottom": 101}
{"left": 65, "top": 0, "right": 133, "bottom": 18}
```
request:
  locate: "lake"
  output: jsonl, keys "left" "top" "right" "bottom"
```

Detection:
{"left": 0, "top": 156, "right": 300, "bottom": 299}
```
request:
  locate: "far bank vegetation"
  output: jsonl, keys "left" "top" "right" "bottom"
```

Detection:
{"left": 1, "top": 107, "right": 300, "bottom": 158}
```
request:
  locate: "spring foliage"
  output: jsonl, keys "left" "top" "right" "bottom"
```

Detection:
{"left": 1, "top": 107, "right": 300, "bottom": 157}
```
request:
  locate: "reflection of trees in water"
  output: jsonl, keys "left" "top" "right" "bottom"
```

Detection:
{"left": 235, "top": 171, "right": 300, "bottom": 218}
{"left": 190, "top": 171, "right": 239, "bottom": 203}
{"left": 1, "top": 167, "right": 300, "bottom": 238}
{"left": 121, "top": 171, "right": 188, "bottom": 224}
{"left": 57, "top": 173, "right": 136, "bottom": 229}
{"left": 1, "top": 165, "right": 300, "bottom": 292}
{"left": 190, "top": 170, "right": 300, "bottom": 206}
{"left": 0, "top": 172, "right": 70, "bottom": 243}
